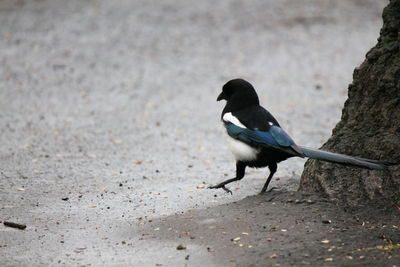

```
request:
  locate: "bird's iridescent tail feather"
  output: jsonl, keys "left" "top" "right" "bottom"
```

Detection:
{"left": 300, "top": 146, "right": 396, "bottom": 170}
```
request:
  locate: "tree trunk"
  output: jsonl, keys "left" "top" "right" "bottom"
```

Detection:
{"left": 299, "top": 0, "right": 400, "bottom": 206}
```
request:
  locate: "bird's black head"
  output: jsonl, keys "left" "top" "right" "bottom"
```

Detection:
{"left": 217, "top": 78, "right": 260, "bottom": 112}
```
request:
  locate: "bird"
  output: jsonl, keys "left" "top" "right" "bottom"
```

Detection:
{"left": 209, "top": 78, "right": 395, "bottom": 194}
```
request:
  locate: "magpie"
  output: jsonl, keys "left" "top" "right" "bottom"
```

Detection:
{"left": 209, "top": 78, "right": 395, "bottom": 194}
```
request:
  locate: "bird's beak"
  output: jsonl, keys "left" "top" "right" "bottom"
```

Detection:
{"left": 217, "top": 91, "right": 226, "bottom": 101}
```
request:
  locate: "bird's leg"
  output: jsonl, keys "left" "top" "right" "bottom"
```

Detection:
{"left": 209, "top": 162, "right": 246, "bottom": 194}
{"left": 260, "top": 163, "right": 277, "bottom": 194}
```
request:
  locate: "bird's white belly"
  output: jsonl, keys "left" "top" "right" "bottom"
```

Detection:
{"left": 226, "top": 135, "right": 259, "bottom": 161}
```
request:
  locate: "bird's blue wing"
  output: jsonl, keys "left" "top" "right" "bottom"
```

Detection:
{"left": 225, "top": 122, "right": 294, "bottom": 147}
{"left": 224, "top": 122, "right": 303, "bottom": 156}
{"left": 268, "top": 125, "right": 294, "bottom": 147}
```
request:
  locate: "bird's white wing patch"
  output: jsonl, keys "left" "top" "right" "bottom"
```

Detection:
{"left": 222, "top": 113, "right": 259, "bottom": 161}
{"left": 222, "top": 112, "right": 246, "bottom": 128}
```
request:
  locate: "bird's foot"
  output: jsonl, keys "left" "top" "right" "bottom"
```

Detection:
{"left": 208, "top": 184, "right": 232, "bottom": 194}
{"left": 259, "top": 186, "right": 278, "bottom": 195}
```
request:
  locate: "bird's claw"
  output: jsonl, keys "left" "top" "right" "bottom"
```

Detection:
{"left": 208, "top": 184, "right": 233, "bottom": 195}
{"left": 221, "top": 186, "right": 233, "bottom": 194}
{"left": 259, "top": 186, "right": 278, "bottom": 195}
{"left": 267, "top": 186, "right": 278, "bottom": 193}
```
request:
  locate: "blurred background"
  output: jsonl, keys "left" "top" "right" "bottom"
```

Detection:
{"left": 0, "top": 0, "right": 387, "bottom": 265}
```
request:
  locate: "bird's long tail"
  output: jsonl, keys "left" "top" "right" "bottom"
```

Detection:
{"left": 299, "top": 146, "right": 396, "bottom": 170}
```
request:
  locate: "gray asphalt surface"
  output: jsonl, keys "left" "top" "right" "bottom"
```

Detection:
{"left": 0, "top": 0, "right": 387, "bottom": 266}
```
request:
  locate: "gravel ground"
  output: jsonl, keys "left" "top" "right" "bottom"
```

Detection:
{"left": 1, "top": 0, "right": 397, "bottom": 266}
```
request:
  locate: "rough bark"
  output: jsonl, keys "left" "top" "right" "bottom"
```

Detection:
{"left": 299, "top": 0, "right": 400, "bottom": 206}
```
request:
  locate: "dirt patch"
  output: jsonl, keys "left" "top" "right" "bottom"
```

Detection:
{"left": 139, "top": 191, "right": 400, "bottom": 266}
